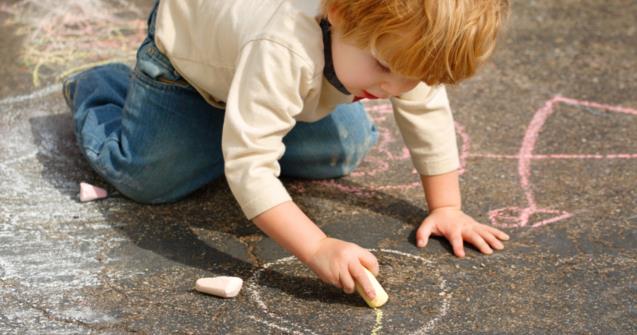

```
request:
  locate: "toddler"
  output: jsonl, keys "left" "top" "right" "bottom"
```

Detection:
{"left": 64, "top": 0, "right": 510, "bottom": 300}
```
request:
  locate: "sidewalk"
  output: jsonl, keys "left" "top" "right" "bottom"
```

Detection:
{"left": 1, "top": 1, "right": 635, "bottom": 334}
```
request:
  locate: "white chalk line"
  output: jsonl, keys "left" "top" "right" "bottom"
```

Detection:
{"left": 0, "top": 85, "right": 77, "bottom": 202}
{"left": 248, "top": 315, "right": 308, "bottom": 335}
{"left": 0, "top": 83, "right": 61, "bottom": 106}
{"left": 0, "top": 115, "right": 99, "bottom": 214}
{"left": 413, "top": 278, "right": 450, "bottom": 335}
{"left": 0, "top": 150, "right": 39, "bottom": 169}
{"left": 0, "top": 175, "right": 128, "bottom": 296}
{"left": 248, "top": 255, "right": 320, "bottom": 335}
{"left": 247, "top": 249, "right": 451, "bottom": 335}
{"left": 378, "top": 248, "right": 450, "bottom": 335}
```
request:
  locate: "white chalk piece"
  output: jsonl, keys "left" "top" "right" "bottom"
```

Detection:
{"left": 195, "top": 276, "right": 243, "bottom": 298}
{"left": 355, "top": 268, "right": 389, "bottom": 308}
{"left": 79, "top": 182, "right": 108, "bottom": 202}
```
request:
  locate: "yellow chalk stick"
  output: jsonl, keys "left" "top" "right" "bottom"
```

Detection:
{"left": 355, "top": 268, "right": 388, "bottom": 308}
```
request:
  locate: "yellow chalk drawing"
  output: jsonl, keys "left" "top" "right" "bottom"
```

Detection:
{"left": 0, "top": 0, "right": 146, "bottom": 87}
{"left": 371, "top": 308, "right": 384, "bottom": 335}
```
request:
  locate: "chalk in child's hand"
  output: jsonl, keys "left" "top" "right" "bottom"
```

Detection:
{"left": 79, "top": 182, "right": 108, "bottom": 202}
{"left": 195, "top": 276, "right": 243, "bottom": 298}
{"left": 355, "top": 268, "right": 389, "bottom": 308}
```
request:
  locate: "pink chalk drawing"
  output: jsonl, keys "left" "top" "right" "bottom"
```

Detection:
{"left": 484, "top": 96, "right": 637, "bottom": 228}
{"left": 289, "top": 102, "right": 470, "bottom": 197}
{"left": 292, "top": 96, "right": 637, "bottom": 229}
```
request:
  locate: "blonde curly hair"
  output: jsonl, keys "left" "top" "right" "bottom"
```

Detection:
{"left": 321, "top": 0, "right": 509, "bottom": 85}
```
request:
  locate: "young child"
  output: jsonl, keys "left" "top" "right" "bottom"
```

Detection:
{"left": 64, "top": 0, "right": 510, "bottom": 300}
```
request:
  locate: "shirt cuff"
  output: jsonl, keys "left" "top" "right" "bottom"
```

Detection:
{"left": 232, "top": 178, "right": 292, "bottom": 220}
{"left": 411, "top": 155, "right": 460, "bottom": 176}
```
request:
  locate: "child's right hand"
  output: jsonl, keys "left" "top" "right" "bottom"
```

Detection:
{"left": 305, "top": 237, "right": 379, "bottom": 298}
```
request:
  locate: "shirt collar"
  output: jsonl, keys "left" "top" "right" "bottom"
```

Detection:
{"left": 321, "top": 18, "right": 351, "bottom": 95}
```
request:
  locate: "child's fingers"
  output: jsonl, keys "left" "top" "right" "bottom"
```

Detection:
{"left": 416, "top": 222, "right": 434, "bottom": 248}
{"left": 485, "top": 225, "right": 510, "bottom": 240}
{"left": 349, "top": 262, "right": 376, "bottom": 299}
{"left": 339, "top": 267, "right": 356, "bottom": 294}
{"left": 359, "top": 250, "right": 379, "bottom": 276}
{"left": 478, "top": 230, "right": 504, "bottom": 250}
{"left": 448, "top": 231, "right": 466, "bottom": 257}
{"left": 465, "top": 231, "right": 493, "bottom": 255}
{"left": 329, "top": 273, "right": 342, "bottom": 289}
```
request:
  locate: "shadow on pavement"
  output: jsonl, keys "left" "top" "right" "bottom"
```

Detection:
{"left": 29, "top": 112, "right": 456, "bottom": 307}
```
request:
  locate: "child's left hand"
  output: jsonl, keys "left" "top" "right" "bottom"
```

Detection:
{"left": 415, "top": 207, "right": 509, "bottom": 257}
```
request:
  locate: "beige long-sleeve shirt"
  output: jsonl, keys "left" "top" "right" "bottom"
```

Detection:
{"left": 154, "top": 0, "right": 459, "bottom": 219}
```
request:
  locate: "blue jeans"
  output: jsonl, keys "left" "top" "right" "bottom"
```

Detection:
{"left": 63, "top": 3, "right": 377, "bottom": 204}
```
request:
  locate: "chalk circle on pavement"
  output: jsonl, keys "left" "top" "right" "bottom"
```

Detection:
{"left": 247, "top": 248, "right": 450, "bottom": 335}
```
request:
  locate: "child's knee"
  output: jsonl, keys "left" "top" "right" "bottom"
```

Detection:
{"left": 337, "top": 122, "right": 378, "bottom": 176}
{"left": 118, "top": 186, "right": 176, "bottom": 205}
{"left": 105, "top": 153, "right": 223, "bottom": 205}
{"left": 88, "top": 154, "right": 172, "bottom": 204}
{"left": 280, "top": 103, "right": 378, "bottom": 179}
{"left": 112, "top": 167, "right": 186, "bottom": 204}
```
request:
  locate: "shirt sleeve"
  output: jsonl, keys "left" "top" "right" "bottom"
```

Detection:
{"left": 222, "top": 39, "right": 314, "bottom": 219}
{"left": 390, "top": 83, "right": 460, "bottom": 176}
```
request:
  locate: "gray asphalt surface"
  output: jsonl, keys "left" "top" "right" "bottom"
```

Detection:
{"left": 1, "top": 1, "right": 636, "bottom": 334}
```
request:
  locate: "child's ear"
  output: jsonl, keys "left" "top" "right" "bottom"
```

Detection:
{"left": 326, "top": 6, "right": 343, "bottom": 27}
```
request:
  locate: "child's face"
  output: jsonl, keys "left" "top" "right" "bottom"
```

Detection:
{"left": 329, "top": 25, "right": 420, "bottom": 99}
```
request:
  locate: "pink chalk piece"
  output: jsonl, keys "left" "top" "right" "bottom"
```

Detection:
{"left": 195, "top": 276, "right": 243, "bottom": 298}
{"left": 79, "top": 182, "right": 108, "bottom": 202}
